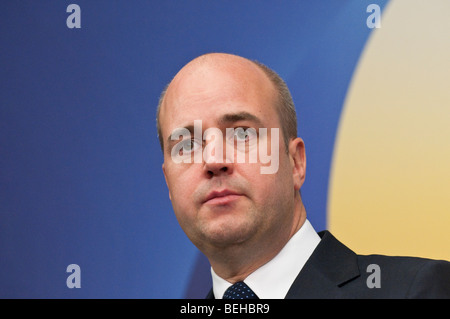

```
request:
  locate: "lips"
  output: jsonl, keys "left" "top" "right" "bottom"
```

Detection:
{"left": 203, "top": 189, "right": 243, "bottom": 205}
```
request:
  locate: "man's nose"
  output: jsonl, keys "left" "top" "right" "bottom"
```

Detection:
{"left": 202, "top": 128, "right": 234, "bottom": 177}
{"left": 203, "top": 158, "right": 234, "bottom": 177}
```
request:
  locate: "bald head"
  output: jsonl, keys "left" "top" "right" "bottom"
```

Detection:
{"left": 156, "top": 53, "right": 297, "bottom": 152}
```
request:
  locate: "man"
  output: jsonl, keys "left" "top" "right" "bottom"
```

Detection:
{"left": 157, "top": 52, "right": 450, "bottom": 298}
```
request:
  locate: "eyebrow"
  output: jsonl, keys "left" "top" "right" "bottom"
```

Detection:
{"left": 166, "top": 125, "right": 194, "bottom": 146}
{"left": 218, "top": 111, "right": 263, "bottom": 126}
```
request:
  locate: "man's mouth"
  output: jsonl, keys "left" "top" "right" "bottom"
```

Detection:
{"left": 203, "top": 189, "right": 243, "bottom": 205}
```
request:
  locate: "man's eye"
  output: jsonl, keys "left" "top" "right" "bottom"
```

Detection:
{"left": 233, "top": 127, "right": 256, "bottom": 142}
{"left": 179, "top": 139, "right": 201, "bottom": 155}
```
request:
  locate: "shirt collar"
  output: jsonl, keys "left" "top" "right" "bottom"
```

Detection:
{"left": 211, "top": 219, "right": 321, "bottom": 299}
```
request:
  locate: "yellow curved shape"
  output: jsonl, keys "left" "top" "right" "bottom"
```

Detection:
{"left": 328, "top": 0, "right": 450, "bottom": 261}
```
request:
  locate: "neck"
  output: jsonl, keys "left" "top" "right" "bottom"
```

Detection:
{"left": 208, "top": 199, "right": 306, "bottom": 283}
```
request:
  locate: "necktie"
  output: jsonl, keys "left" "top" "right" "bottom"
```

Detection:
{"left": 222, "top": 281, "right": 259, "bottom": 299}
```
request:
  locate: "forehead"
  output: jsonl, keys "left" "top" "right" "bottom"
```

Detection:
{"left": 160, "top": 59, "right": 279, "bottom": 133}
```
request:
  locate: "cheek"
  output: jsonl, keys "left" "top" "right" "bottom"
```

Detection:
{"left": 248, "top": 158, "right": 293, "bottom": 203}
{"left": 239, "top": 165, "right": 276, "bottom": 200}
{"left": 169, "top": 181, "right": 196, "bottom": 231}
{"left": 165, "top": 165, "right": 199, "bottom": 213}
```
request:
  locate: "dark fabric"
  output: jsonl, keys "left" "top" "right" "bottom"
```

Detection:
{"left": 206, "top": 231, "right": 450, "bottom": 299}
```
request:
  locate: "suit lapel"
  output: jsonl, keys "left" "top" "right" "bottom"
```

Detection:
{"left": 205, "top": 289, "right": 214, "bottom": 299}
{"left": 285, "top": 231, "right": 360, "bottom": 298}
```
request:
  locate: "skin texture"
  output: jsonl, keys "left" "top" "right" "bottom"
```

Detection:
{"left": 159, "top": 53, "right": 307, "bottom": 282}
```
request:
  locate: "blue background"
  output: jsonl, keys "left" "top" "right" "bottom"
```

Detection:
{"left": 0, "top": 1, "right": 387, "bottom": 298}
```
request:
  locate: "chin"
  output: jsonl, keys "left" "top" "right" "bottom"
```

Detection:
{"left": 200, "top": 218, "right": 256, "bottom": 248}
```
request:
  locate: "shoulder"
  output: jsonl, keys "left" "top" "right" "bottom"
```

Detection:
{"left": 354, "top": 251, "right": 450, "bottom": 298}
{"left": 315, "top": 231, "right": 450, "bottom": 298}
{"left": 361, "top": 254, "right": 450, "bottom": 298}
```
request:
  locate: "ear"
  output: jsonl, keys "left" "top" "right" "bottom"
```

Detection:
{"left": 289, "top": 137, "right": 306, "bottom": 191}
{"left": 162, "top": 163, "right": 172, "bottom": 200}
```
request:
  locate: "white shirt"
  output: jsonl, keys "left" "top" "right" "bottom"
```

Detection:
{"left": 211, "top": 219, "right": 321, "bottom": 299}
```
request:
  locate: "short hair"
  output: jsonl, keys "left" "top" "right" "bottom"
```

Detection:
{"left": 156, "top": 58, "right": 297, "bottom": 152}
{"left": 156, "top": 83, "right": 169, "bottom": 151}
{"left": 251, "top": 60, "right": 297, "bottom": 151}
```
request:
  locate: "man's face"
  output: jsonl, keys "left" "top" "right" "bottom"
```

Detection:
{"left": 160, "top": 57, "right": 300, "bottom": 253}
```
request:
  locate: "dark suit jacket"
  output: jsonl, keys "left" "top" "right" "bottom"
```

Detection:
{"left": 206, "top": 231, "right": 450, "bottom": 298}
